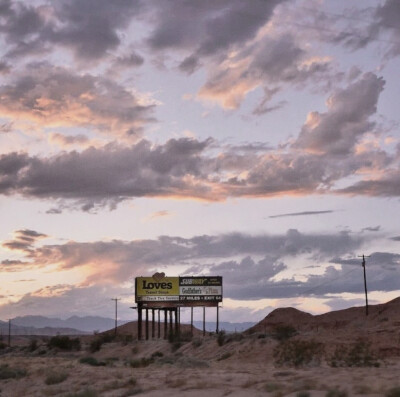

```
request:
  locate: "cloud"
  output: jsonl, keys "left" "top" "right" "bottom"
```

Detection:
{"left": 362, "top": 226, "right": 381, "bottom": 233}
{"left": 0, "top": 284, "right": 134, "bottom": 319}
{"left": 0, "top": 138, "right": 213, "bottom": 209}
{"left": 0, "top": 62, "right": 156, "bottom": 139}
{"left": 146, "top": 210, "right": 172, "bottom": 221}
{"left": 146, "top": 0, "right": 285, "bottom": 56}
{"left": 1, "top": 229, "right": 47, "bottom": 254}
{"left": 269, "top": 210, "right": 334, "bottom": 219}
{"left": 337, "top": 169, "right": 400, "bottom": 197}
{"left": 0, "top": 0, "right": 142, "bottom": 62}
{"left": 294, "top": 73, "right": 385, "bottom": 155}
{"left": 1, "top": 228, "right": 363, "bottom": 286}
{"left": 3, "top": 227, "right": 399, "bottom": 302}
{"left": 49, "top": 133, "right": 90, "bottom": 147}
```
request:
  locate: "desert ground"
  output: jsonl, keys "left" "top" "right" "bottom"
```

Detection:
{"left": 1, "top": 298, "right": 400, "bottom": 397}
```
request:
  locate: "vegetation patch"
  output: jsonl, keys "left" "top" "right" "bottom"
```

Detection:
{"left": 66, "top": 389, "right": 98, "bottom": 397}
{"left": 272, "top": 325, "right": 297, "bottom": 341}
{"left": 217, "top": 352, "right": 233, "bottom": 361}
{"left": 79, "top": 356, "right": 106, "bottom": 366}
{"left": 0, "top": 364, "right": 27, "bottom": 379}
{"left": 329, "top": 340, "right": 380, "bottom": 367}
{"left": 48, "top": 335, "right": 81, "bottom": 351}
{"left": 273, "top": 339, "right": 324, "bottom": 368}
{"left": 45, "top": 370, "right": 69, "bottom": 385}
{"left": 325, "top": 388, "right": 348, "bottom": 397}
{"left": 386, "top": 387, "right": 400, "bottom": 397}
{"left": 129, "top": 357, "right": 154, "bottom": 368}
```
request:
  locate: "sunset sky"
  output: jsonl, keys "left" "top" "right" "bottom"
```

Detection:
{"left": 1, "top": 0, "right": 400, "bottom": 324}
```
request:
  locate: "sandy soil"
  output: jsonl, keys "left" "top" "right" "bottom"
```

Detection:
{"left": 1, "top": 299, "right": 399, "bottom": 396}
{"left": 0, "top": 334, "right": 399, "bottom": 397}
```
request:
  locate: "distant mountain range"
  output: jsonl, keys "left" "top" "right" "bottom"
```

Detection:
{"left": 191, "top": 321, "right": 256, "bottom": 333}
{"left": 10, "top": 315, "right": 127, "bottom": 333}
{"left": 0, "top": 315, "right": 256, "bottom": 336}
{"left": 0, "top": 315, "right": 129, "bottom": 336}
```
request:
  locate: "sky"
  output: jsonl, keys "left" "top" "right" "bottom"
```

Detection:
{"left": 1, "top": 0, "right": 400, "bottom": 324}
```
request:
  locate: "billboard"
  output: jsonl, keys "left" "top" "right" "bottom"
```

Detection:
{"left": 135, "top": 275, "right": 222, "bottom": 305}
{"left": 179, "top": 276, "right": 222, "bottom": 303}
{"left": 135, "top": 277, "right": 179, "bottom": 302}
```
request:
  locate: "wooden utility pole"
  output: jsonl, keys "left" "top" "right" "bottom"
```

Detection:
{"left": 111, "top": 298, "right": 121, "bottom": 336}
{"left": 8, "top": 319, "right": 11, "bottom": 347}
{"left": 358, "top": 255, "right": 370, "bottom": 316}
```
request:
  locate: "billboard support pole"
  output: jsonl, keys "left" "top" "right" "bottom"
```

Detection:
{"left": 216, "top": 305, "right": 219, "bottom": 334}
{"left": 174, "top": 308, "right": 178, "bottom": 336}
{"left": 151, "top": 309, "right": 155, "bottom": 339}
{"left": 137, "top": 305, "right": 142, "bottom": 340}
{"left": 169, "top": 309, "right": 173, "bottom": 338}
{"left": 191, "top": 307, "right": 193, "bottom": 336}
{"left": 157, "top": 309, "right": 160, "bottom": 339}
{"left": 164, "top": 309, "right": 167, "bottom": 339}
{"left": 145, "top": 308, "right": 149, "bottom": 340}
{"left": 203, "top": 306, "right": 205, "bottom": 336}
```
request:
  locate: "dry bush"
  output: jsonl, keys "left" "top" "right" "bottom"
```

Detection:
{"left": 217, "top": 352, "right": 233, "bottom": 361}
{"left": 129, "top": 357, "right": 154, "bottom": 368}
{"left": 273, "top": 339, "right": 324, "bottom": 368}
{"left": 65, "top": 389, "right": 98, "bottom": 397}
{"left": 272, "top": 325, "right": 297, "bottom": 341}
{"left": 0, "top": 364, "right": 27, "bottom": 379}
{"left": 45, "top": 370, "right": 68, "bottom": 385}
{"left": 325, "top": 388, "right": 348, "bottom": 397}
{"left": 79, "top": 356, "right": 106, "bottom": 366}
{"left": 48, "top": 335, "right": 81, "bottom": 351}
{"left": 386, "top": 387, "right": 400, "bottom": 397}
{"left": 329, "top": 340, "right": 380, "bottom": 367}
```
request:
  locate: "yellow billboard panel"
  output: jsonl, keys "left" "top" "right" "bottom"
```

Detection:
{"left": 136, "top": 277, "right": 179, "bottom": 297}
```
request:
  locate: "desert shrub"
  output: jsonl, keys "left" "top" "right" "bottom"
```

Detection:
{"left": 226, "top": 332, "right": 244, "bottom": 343}
{"left": 129, "top": 357, "right": 154, "bottom": 368}
{"left": 120, "top": 387, "right": 143, "bottom": 396}
{"left": 28, "top": 339, "right": 38, "bottom": 352}
{"left": 264, "top": 382, "right": 282, "bottom": 392}
{"left": 192, "top": 337, "right": 202, "bottom": 348}
{"left": 66, "top": 389, "right": 98, "bottom": 397}
{"left": 297, "top": 392, "right": 310, "bottom": 397}
{"left": 120, "top": 334, "right": 133, "bottom": 345}
{"left": 0, "top": 342, "right": 7, "bottom": 350}
{"left": 273, "top": 339, "right": 324, "bottom": 367}
{"left": 258, "top": 333, "right": 266, "bottom": 339}
{"left": 273, "top": 325, "right": 297, "bottom": 341}
{"left": 386, "top": 387, "right": 400, "bottom": 397}
{"left": 329, "top": 340, "right": 380, "bottom": 367}
{"left": 79, "top": 357, "right": 106, "bottom": 366}
{"left": 217, "top": 352, "right": 233, "bottom": 361}
{"left": 48, "top": 335, "right": 81, "bottom": 351}
{"left": 217, "top": 330, "right": 226, "bottom": 346}
{"left": 0, "top": 364, "right": 27, "bottom": 379}
{"left": 171, "top": 341, "right": 182, "bottom": 352}
{"left": 89, "top": 339, "right": 103, "bottom": 353}
{"left": 151, "top": 351, "right": 163, "bottom": 358}
{"left": 326, "top": 388, "right": 348, "bottom": 397}
{"left": 176, "top": 356, "right": 209, "bottom": 368}
{"left": 45, "top": 370, "right": 68, "bottom": 385}
{"left": 89, "top": 333, "right": 115, "bottom": 353}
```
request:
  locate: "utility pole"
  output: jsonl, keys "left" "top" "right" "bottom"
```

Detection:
{"left": 8, "top": 319, "right": 11, "bottom": 347}
{"left": 358, "top": 255, "right": 370, "bottom": 316}
{"left": 111, "top": 298, "right": 121, "bottom": 336}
